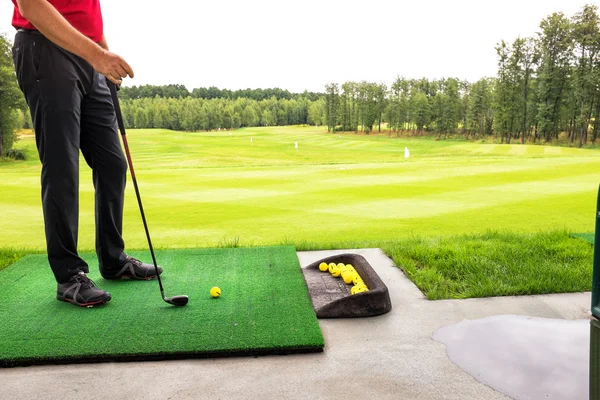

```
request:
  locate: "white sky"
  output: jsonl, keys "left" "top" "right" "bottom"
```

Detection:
{"left": 1, "top": 0, "right": 596, "bottom": 92}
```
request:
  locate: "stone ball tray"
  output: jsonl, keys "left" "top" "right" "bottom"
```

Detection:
{"left": 302, "top": 253, "right": 392, "bottom": 318}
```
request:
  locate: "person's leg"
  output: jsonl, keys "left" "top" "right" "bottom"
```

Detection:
{"left": 79, "top": 75, "right": 164, "bottom": 280}
{"left": 80, "top": 74, "right": 163, "bottom": 280}
{"left": 79, "top": 73, "right": 128, "bottom": 273}
{"left": 12, "top": 31, "right": 90, "bottom": 283}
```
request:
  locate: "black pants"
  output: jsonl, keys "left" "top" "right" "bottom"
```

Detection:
{"left": 12, "top": 30, "right": 127, "bottom": 283}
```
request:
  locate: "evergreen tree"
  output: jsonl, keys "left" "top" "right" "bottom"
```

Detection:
{"left": 324, "top": 83, "right": 340, "bottom": 132}
{"left": 0, "top": 33, "right": 24, "bottom": 156}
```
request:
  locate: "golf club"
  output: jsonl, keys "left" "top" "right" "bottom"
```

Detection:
{"left": 109, "top": 82, "right": 188, "bottom": 307}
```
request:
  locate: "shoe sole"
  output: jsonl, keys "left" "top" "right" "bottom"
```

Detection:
{"left": 57, "top": 296, "right": 111, "bottom": 308}
{"left": 105, "top": 274, "right": 158, "bottom": 280}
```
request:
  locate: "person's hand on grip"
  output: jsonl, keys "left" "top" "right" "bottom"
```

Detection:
{"left": 91, "top": 48, "right": 134, "bottom": 85}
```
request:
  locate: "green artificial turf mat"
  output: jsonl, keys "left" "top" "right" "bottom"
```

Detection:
{"left": 572, "top": 233, "right": 594, "bottom": 244}
{"left": 0, "top": 246, "right": 324, "bottom": 367}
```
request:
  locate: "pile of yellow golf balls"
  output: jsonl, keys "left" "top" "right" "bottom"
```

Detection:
{"left": 318, "top": 262, "right": 369, "bottom": 295}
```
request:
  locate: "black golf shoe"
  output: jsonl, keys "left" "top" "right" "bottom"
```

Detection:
{"left": 101, "top": 254, "right": 163, "bottom": 280}
{"left": 57, "top": 272, "right": 111, "bottom": 307}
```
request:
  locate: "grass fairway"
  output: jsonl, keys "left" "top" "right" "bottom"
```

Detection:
{"left": 1, "top": 126, "right": 597, "bottom": 299}
{"left": 0, "top": 246, "right": 323, "bottom": 366}
{"left": 1, "top": 126, "right": 599, "bottom": 249}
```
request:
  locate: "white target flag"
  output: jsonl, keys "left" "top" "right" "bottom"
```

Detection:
{"left": 295, "top": 142, "right": 298, "bottom": 149}
{"left": 250, "top": 137, "right": 253, "bottom": 143}
{"left": 404, "top": 147, "right": 410, "bottom": 159}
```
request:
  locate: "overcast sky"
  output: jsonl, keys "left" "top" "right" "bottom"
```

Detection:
{"left": 1, "top": 0, "right": 597, "bottom": 92}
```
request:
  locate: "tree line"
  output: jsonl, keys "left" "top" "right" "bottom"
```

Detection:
{"left": 325, "top": 78, "right": 468, "bottom": 136}
{"left": 324, "top": 4, "right": 600, "bottom": 146}
{"left": 119, "top": 84, "right": 322, "bottom": 102}
{"left": 119, "top": 95, "right": 326, "bottom": 131}
{"left": 325, "top": 76, "right": 496, "bottom": 139}
{"left": 9, "top": 83, "right": 327, "bottom": 133}
{"left": 493, "top": 4, "right": 600, "bottom": 145}
{"left": 116, "top": 85, "right": 326, "bottom": 131}
{"left": 2, "top": 4, "right": 600, "bottom": 158}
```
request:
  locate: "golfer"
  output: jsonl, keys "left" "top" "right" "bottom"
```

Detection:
{"left": 10, "top": 0, "right": 161, "bottom": 307}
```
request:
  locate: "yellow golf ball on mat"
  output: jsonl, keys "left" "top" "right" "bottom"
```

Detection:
{"left": 328, "top": 263, "right": 337, "bottom": 273}
{"left": 331, "top": 267, "right": 342, "bottom": 278}
{"left": 352, "top": 275, "right": 364, "bottom": 285}
{"left": 210, "top": 287, "right": 221, "bottom": 298}
{"left": 319, "top": 262, "right": 329, "bottom": 272}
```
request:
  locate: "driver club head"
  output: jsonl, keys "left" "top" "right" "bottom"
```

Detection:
{"left": 165, "top": 295, "right": 189, "bottom": 306}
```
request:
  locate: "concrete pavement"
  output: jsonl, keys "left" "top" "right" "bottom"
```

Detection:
{"left": 0, "top": 248, "right": 592, "bottom": 400}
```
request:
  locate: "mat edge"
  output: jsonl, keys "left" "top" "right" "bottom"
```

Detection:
{"left": 0, "top": 345, "right": 324, "bottom": 368}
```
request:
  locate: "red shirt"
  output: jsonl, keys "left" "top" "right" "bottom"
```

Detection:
{"left": 12, "top": 0, "right": 104, "bottom": 43}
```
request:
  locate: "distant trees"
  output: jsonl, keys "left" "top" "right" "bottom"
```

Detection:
{"left": 119, "top": 95, "right": 322, "bottom": 131}
{"left": 321, "top": 4, "right": 600, "bottom": 145}
{"left": 308, "top": 98, "right": 325, "bottom": 127}
{"left": 0, "top": 33, "right": 24, "bottom": 156}
{"left": 432, "top": 78, "right": 460, "bottom": 137}
{"left": 119, "top": 85, "right": 322, "bottom": 102}
{"left": 488, "top": 4, "right": 600, "bottom": 146}
{"left": 536, "top": 12, "right": 572, "bottom": 142}
{"left": 325, "top": 77, "right": 462, "bottom": 136}
{"left": 119, "top": 84, "right": 190, "bottom": 100}
{"left": 411, "top": 92, "right": 431, "bottom": 133}
{"left": 515, "top": 38, "right": 538, "bottom": 144}
{"left": 467, "top": 78, "right": 494, "bottom": 137}
{"left": 388, "top": 78, "right": 410, "bottom": 132}
{"left": 324, "top": 81, "right": 387, "bottom": 134}
{"left": 106, "top": 84, "right": 324, "bottom": 131}
{"left": 339, "top": 82, "right": 358, "bottom": 132}
{"left": 571, "top": 4, "right": 600, "bottom": 147}
{"left": 324, "top": 83, "right": 339, "bottom": 132}
{"left": 3, "top": 4, "right": 600, "bottom": 145}
{"left": 494, "top": 40, "right": 518, "bottom": 143}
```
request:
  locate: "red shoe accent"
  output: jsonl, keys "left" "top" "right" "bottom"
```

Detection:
{"left": 62, "top": 298, "right": 109, "bottom": 308}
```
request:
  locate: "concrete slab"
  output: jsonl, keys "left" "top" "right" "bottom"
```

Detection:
{"left": 433, "top": 315, "right": 591, "bottom": 400}
{"left": 0, "top": 248, "right": 592, "bottom": 400}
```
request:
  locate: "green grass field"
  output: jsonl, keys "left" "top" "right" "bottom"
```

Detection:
{"left": 383, "top": 231, "right": 593, "bottom": 299}
{"left": 2, "top": 126, "right": 599, "bottom": 249}
{"left": 1, "top": 126, "right": 597, "bottom": 299}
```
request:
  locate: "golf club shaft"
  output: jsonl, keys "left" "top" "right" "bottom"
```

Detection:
{"left": 109, "top": 83, "right": 166, "bottom": 299}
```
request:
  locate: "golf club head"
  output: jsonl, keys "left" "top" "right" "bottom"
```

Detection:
{"left": 165, "top": 295, "right": 189, "bottom": 306}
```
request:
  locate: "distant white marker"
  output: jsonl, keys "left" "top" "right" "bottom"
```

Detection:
{"left": 404, "top": 147, "right": 410, "bottom": 159}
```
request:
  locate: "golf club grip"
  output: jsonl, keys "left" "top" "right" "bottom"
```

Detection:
{"left": 109, "top": 83, "right": 127, "bottom": 135}
{"left": 109, "top": 83, "right": 136, "bottom": 180}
